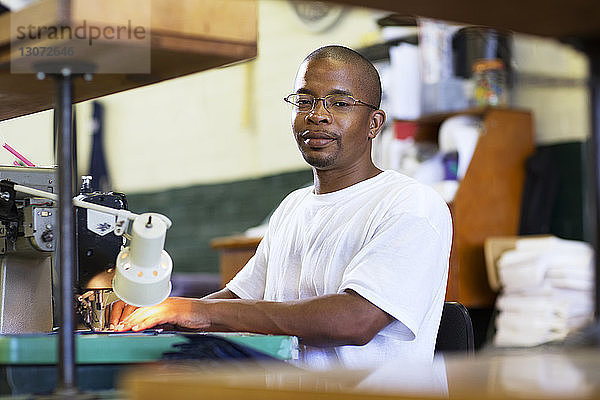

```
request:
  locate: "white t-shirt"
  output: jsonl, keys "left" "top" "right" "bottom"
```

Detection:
{"left": 226, "top": 170, "right": 452, "bottom": 370}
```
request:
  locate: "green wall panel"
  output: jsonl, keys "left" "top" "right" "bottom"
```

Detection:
{"left": 126, "top": 170, "right": 312, "bottom": 273}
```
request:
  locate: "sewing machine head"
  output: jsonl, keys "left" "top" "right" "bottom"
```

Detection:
{"left": 0, "top": 167, "right": 57, "bottom": 333}
{"left": 74, "top": 180, "right": 128, "bottom": 330}
{"left": 0, "top": 166, "right": 129, "bottom": 332}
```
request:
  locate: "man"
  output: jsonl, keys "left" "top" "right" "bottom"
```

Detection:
{"left": 111, "top": 45, "right": 452, "bottom": 370}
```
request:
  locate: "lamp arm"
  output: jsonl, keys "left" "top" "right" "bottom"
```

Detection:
{"left": 12, "top": 184, "right": 172, "bottom": 235}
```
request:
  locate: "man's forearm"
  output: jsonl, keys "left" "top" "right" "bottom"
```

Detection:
{"left": 201, "top": 291, "right": 393, "bottom": 347}
{"left": 115, "top": 291, "right": 393, "bottom": 347}
{"left": 201, "top": 287, "right": 239, "bottom": 300}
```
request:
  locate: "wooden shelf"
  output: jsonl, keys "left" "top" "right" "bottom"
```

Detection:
{"left": 396, "top": 107, "right": 529, "bottom": 125}
{"left": 396, "top": 107, "right": 531, "bottom": 144}
{"left": 0, "top": 0, "right": 257, "bottom": 121}
{"left": 396, "top": 108, "right": 536, "bottom": 307}
{"left": 332, "top": 0, "right": 600, "bottom": 40}
{"left": 439, "top": 108, "right": 534, "bottom": 307}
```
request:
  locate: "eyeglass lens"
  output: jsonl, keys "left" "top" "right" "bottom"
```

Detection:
{"left": 290, "top": 94, "right": 356, "bottom": 113}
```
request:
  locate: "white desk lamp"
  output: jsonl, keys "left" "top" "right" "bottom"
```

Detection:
{"left": 112, "top": 212, "right": 172, "bottom": 307}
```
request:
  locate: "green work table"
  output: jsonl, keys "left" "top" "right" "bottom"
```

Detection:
{"left": 0, "top": 331, "right": 298, "bottom": 396}
{"left": 0, "top": 332, "right": 297, "bottom": 364}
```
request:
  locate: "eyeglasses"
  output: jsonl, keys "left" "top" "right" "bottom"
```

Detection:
{"left": 283, "top": 93, "right": 378, "bottom": 114}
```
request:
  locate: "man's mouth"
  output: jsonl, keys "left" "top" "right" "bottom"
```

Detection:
{"left": 301, "top": 131, "right": 337, "bottom": 148}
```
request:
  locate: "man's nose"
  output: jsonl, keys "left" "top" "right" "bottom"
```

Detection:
{"left": 307, "top": 98, "right": 331, "bottom": 123}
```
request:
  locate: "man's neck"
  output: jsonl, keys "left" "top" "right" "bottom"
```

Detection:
{"left": 312, "top": 163, "right": 382, "bottom": 194}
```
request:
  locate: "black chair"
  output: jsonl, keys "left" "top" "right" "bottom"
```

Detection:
{"left": 435, "top": 301, "right": 475, "bottom": 354}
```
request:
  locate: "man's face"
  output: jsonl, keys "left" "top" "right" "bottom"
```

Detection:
{"left": 291, "top": 58, "right": 376, "bottom": 171}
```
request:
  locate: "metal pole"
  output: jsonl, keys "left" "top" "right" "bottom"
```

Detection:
{"left": 55, "top": 67, "right": 77, "bottom": 395}
{"left": 591, "top": 47, "right": 600, "bottom": 323}
{"left": 578, "top": 40, "right": 600, "bottom": 323}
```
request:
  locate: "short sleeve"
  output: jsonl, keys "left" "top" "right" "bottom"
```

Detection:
{"left": 339, "top": 211, "right": 450, "bottom": 341}
{"left": 225, "top": 230, "right": 270, "bottom": 300}
{"left": 225, "top": 188, "right": 309, "bottom": 300}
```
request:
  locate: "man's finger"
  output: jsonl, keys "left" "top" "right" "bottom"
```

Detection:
{"left": 121, "top": 304, "right": 138, "bottom": 321}
{"left": 109, "top": 301, "right": 126, "bottom": 329}
{"left": 131, "top": 315, "right": 163, "bottom": 332}
{"left": 116, "top": 307, "right": 161, "bottom": 332}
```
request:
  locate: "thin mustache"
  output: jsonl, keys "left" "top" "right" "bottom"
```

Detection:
{"left": 300, "top": 130, "right": 338, "bottom": 139}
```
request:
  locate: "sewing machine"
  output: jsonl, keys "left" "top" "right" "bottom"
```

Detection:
{"left": 0, "top": 165, "right": 148, "bottom": 332}
{"left": 0, "top": 165, "right": 297, "bottom": 395}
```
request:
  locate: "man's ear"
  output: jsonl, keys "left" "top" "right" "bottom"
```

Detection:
{"left": 368, "top": 109, "right": 386, "bottom": 139}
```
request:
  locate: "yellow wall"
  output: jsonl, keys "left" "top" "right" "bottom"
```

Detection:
{"left": 511, "top": 33, "right": 589, "bottom": 144}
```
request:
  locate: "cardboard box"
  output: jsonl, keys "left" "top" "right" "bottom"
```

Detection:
{"left": 483, "top": 235, "right": 552, "bottom": 291}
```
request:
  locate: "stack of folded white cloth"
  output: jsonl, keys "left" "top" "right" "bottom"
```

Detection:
{"left": 494, "top": 236, "right": 594, "bottom": 347}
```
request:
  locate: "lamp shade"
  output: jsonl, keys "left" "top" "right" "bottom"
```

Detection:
{"left": 112, "top": 213, "right": 173, "bottom": 307}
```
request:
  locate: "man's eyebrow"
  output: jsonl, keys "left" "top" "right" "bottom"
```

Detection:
{"left": 328, "top": 89, "right": 353, "bottom": 96}
{"left": 295, "top": 88, "right": 354, "bottom": 96}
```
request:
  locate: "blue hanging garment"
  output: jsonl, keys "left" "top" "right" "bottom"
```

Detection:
{"left": 88, "top": 101, "right": 110, "bottom": 191}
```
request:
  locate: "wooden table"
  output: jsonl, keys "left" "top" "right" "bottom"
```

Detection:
{"left": 121, "top": 347, "right": 600, "bottom": 399}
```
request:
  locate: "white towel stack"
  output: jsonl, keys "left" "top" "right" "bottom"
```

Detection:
{"left": 494, "top": 236, "right": 594, "bottom": 347}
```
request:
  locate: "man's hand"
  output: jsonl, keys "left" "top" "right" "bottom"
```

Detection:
{"left": 112, "top": 297, "right": 210, "bottom": 332}
{"left": 109, "top": 300, "right": 139, "bottom": 330}
{"left": 109, "top": 289, "right": 238, "bottom": 332}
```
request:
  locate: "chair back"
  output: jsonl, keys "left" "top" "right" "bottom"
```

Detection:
{"left": 435, "top": 301, "right": 474, "bottom": 353}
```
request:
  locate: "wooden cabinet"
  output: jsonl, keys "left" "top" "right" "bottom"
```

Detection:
{"left": 211, "top": 236, "right": 261, "bottom": 287}
{"left": 410, "top": 107, "right": 535, "bottom": 307}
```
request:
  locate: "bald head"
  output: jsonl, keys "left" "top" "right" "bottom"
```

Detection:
{"left": 302, "top": 45, "right": 382, "bottom": 108}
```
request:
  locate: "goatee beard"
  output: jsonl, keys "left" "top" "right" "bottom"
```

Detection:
{"left": 302, "top": 152, "right": 336, "bottom": 168}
